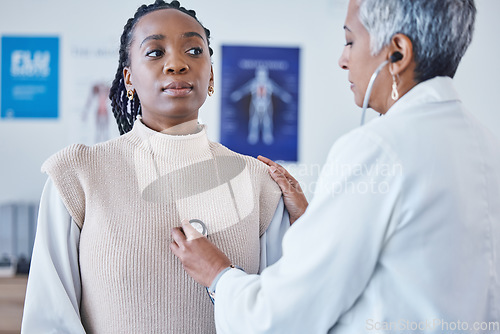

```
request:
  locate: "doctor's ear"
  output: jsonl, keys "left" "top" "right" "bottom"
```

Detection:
{"left": 387, "top": 34, "right": 414, "bottom": 76}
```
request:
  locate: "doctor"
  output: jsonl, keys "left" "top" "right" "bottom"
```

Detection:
{"left": 171, "top": 0, "right": 500, "bottom": 332}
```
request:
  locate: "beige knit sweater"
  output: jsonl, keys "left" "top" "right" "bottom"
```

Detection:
{"left": 42, "top": 120, "right": 282, "bottom": 333}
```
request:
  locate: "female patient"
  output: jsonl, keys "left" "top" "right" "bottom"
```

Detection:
{"left": 21, "top": 1, "right": 288, "bottom": 333}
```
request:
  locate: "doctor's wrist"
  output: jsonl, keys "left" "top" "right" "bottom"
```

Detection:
{"left": 207, "top": 264, "right": 244, "bottom": 303}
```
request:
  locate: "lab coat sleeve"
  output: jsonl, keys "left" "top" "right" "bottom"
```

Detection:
{"left": 259, "top": 197, "right": 290, "bottom": 272}
{"left": 214, "top": 129, "right": 403, "bottom": 333}
{"left": 21, "top": 178, "right": 85, "bottom": 333}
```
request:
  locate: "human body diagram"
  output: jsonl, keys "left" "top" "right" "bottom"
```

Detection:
{"left": 231, "top": 66, "right": 291, "bottom": 145}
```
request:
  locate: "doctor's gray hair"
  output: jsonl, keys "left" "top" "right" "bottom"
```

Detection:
{"left": 357, "top": 0, "right": 476, "bottom": 83}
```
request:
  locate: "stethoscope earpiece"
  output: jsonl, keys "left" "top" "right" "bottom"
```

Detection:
{"left": 390, "top": 52, "right": 403, "bottom": 63}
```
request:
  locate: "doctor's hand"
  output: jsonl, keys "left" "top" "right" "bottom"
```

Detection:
{"left": 258, "top": 155, "right": 308, "bottom": 224}
{"left": 170, "top": 220, "right": 232, "bottom": 287}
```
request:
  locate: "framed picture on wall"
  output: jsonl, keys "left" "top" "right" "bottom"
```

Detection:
{"left": 1, "top": 36, "right": 59, "bottom": 119}
{"left": 220, "top": 45, "right": 300, "bottom": 162}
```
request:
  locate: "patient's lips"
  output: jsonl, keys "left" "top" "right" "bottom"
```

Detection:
{"left": 163, "top": 81, "right": 193, "bottom": 96}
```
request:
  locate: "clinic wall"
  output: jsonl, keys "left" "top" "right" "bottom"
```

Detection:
{"left": 0, "top": 0, "right": 498, "bottom": 204}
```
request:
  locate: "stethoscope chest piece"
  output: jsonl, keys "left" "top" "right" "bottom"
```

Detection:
{"left": 189, "top": 219, "right": 208, "bottom": 237}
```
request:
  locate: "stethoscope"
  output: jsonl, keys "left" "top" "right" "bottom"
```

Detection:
{"left": 189, "top": 219, "right": 208, "bottom": 237}
{"left": 187, "top": 56, "right": 403, "bottom": 234}
{"left": 359, "top": 52, "right": 403, "bottom": 126}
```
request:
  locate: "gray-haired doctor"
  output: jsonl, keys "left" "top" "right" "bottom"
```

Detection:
{"left": 171, "top": 0, "right": 500, "bottom": 332}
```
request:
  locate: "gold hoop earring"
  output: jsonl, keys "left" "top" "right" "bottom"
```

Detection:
{"left": 208, "top": 85, "right": 214, "bottom": 97}
{"left": 127, "top": 89, "right": 135, "bottom": 101}
{"left": 391, "top": 75, "right": 399, "bottom": 101}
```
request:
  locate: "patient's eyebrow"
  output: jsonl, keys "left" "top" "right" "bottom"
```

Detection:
{"left": 181, "top": 31, "right": 205, "bottom": 42}
{"left": 140, "top": 32, "right": 205, "bottom": 48}
{"left": 140, "top": 34, "right": 165, "bottom": 47}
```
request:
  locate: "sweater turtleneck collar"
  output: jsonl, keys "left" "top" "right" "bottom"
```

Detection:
{"left": 126, "top": 117, "right": 213, "bottom": 163}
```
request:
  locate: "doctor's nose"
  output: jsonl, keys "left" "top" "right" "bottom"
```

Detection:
{"left": 338, "top": 47, "right": 349, "bottom": 70}
{"left": 163, "top": 57, "right": 189, "bottom": 74}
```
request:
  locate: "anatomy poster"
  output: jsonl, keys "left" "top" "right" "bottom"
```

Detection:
{"left": 1, "top": 36, "right": 59, "bottom": 118}
{"left": 67, "top": 38, "right": 119, "bottom": 145}
{"left": 221, "top": 45, "right": 299, "bottom": 161}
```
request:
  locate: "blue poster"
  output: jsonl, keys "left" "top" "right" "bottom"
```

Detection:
{"left": 1, "top": 36, "right": 59, "bottom": 118}
{"left": 221, "top": 45, "right": 299, "bottom": 161}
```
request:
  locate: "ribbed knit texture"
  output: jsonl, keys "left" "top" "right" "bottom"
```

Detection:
{"left": 41, "top": 120, "right": 282, "bottom": 333}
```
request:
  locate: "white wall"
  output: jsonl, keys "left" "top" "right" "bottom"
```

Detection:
{"left": 0, "top": 0, "right": 498, "bottom": 203}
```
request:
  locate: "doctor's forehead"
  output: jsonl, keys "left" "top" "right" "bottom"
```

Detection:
{"left": 345, "top": 1, "right": 360, "bottom": 28}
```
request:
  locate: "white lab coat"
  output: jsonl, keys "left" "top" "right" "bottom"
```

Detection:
{"left": 214, "top": 77, "right": 500, "bottom": 333}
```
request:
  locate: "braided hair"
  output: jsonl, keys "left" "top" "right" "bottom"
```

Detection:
{"left": 109, "top": 0, "right": 213, "bottom": 135}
